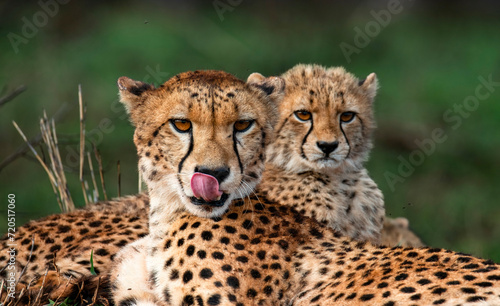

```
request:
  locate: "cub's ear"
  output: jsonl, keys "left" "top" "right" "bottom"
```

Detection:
{"left": 358, "top": 72, "right": 378, "bottom": 101}
{"left": 117, "top": 76, "right": 154, "bottom": 113}
{"left": 247, "top": 73, "right": 285, "bottom": 103}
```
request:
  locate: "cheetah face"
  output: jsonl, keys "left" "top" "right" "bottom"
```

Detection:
{"left": 118, "top": 71, "right": 284, "bottom": 218}
{"left": 267, "top": 65, "right": 378, "bottom": 173}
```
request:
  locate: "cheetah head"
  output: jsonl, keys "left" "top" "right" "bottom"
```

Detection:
{"left": 267, "top": 64, "right": 378, "bottom": 173}
{"left": 118, "top": 70, "right": 284, "bottom": 219}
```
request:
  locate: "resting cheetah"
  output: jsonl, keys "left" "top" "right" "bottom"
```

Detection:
{"left": 259, "top": 64, "right": 385, "bottom": 244}
{"left": 109, "top": 70, "right": 500, "bottom": 306}
{"left": 1, "top": 65, "right": 413, "bottom": 304}
{"left": 0, "top": 194, "right": 149, "bottom": 304}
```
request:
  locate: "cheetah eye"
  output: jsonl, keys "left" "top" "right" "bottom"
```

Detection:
{"left": 340, "top": 112, "right": 356, "bottom": 123}
{"left": 234, "top": 120, "right": 254, "bottom": 133}
{"left": 294, "top": 110, "right": 312, "bottom": 121}
{"left": 171, "top": 119, "right": 192, "bottom": 133}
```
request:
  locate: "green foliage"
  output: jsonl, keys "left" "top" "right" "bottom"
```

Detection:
{"left": 90, "top": 249, "right": 97, "bottom": 276}
{"left": 0, "top": 2, "right": 499, "bottom": 262}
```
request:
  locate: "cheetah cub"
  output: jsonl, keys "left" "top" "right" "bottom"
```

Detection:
{"left": 259, "top": 64, "right": 385, "bottom": 244}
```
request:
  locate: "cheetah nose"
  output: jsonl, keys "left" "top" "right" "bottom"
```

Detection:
{"left": 191, "top": 173, "right": 223, "bottom": 202}
{"left": 317, "top": 141, "right": 339, "bottom": 155}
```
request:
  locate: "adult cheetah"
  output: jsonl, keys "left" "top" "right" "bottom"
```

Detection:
{"left": 109, "top": 70, "right": 500, "bottom": 306}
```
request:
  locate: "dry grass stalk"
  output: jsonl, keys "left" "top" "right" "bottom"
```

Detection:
{"left": 87, "top": 151, "right": 99, "bottom": 203}
{"left": 40, "top": 112, "right": 75, "bottom": 212}
{"left": 0, "top": 85, "right": 26, "bottom": 108}
{"left": 12, "top": 121, "right": 64, "bottom": 210}
{"left": 93, "top": 145, "right": 108, "bottom": 200}
{"left": 78, "top": 84, "right": 88, "bottom": 205}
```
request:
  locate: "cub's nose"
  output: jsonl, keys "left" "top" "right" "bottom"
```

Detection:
{"left": 194, "top": 166, "right": 230, "bottom": 184}
{"left": 317, "top": 141, "right": 339, "bottom": 155}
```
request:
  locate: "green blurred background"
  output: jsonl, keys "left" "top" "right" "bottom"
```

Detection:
{"left": 1, "top": 1, "right": 499, "bottom": 261}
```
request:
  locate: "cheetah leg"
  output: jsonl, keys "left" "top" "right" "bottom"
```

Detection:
{"left": 111, "top": 237, "right": 165, "bottom": 306}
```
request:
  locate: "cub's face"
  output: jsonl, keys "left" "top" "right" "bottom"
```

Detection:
{"left": 118, "top": 71, "right": 284, "bottom": 218}
{"left": 267, "top": 65, "right": 378, "bottom": 173}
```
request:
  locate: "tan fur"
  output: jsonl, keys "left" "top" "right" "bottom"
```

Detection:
{"left": 111, "top": 70, "right": 286, "bottom": 305}
{"left": 260, "top": 64, "right": 385, "bottom": 244}
{"left": 108, "top": 69, "right": 499, "bottom": 306}
{"left": 381, "top": 217, "right": 425, "bottom": 247}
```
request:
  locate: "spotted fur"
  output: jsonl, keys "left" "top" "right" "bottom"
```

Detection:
{"left": 259, "top": 64, "right": 385, "bottom": 244}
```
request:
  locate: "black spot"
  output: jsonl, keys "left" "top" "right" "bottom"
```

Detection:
{"left": 242, "top": 219, "right": 253, "bottom": 229}
{"left": 461, "top": 287, "right": 476, "bottom": 294}
{"left": 383, "top": 302, "right": 395, "bottom": 306}
{"left": 49, "top": 244, "right": 61, "bottom": 253}
{"left": 426, "top": 255, "right": 439, "bottom": 262}
{"left": 466, "top": 296, "right": 486, "bottom": 303}
{"left": 257, "top": 250, "right": 266, "bottom": 260}
{"left": 220, "top": 237, "right": 230, "bottom": 244}
{"left": 179, "top": 222, "right": 189, "bottom": 230}
{"left": 227, "top": 213, "right": 238, "bottom": 219}
{"left": 309, "top": 227, "right": 324, "bottom": 239}
{"left": 118, "top": 298, "right": 137, "bottom": 306}
{"left": 359, "top": 294, "right": 374, "bottom": 301}
{"left": 487, "top": 275, "right": 500, "bottom": 280}
{"left": 170, "top": 269, "right": 179, "bottom": 280}
{"left": 259, "top": 216, "right": 270, "bottom": 224}
{"left": 406, "top": 251, "right": 418, "bottom": 257}
{"left": 463, "top": 274, "right": 477, "bottom": 281}
{"left": 183, "top": 295, "right": 194, "bottom": 305}
{"left": 191, "top": 222, "right": 201, "bottom": 228}
{"left": 212, "top": 252, "right": 224, "bottom": 260}
{"left": 343, "top": 293, "right": 355, "bottom": 300}
{"left": 410, "top": 294, "right": 421, "bottom": 300}
{"left": 227, "top": 276, "right": 240, "bottom": 289}
{"left": 401, "top": 287, "right": 416, "bottom": 293}
{"left": 201, "top": 231, "right": 213, "bottom": 241}
{"left": 87, "top": 221, "right": 101, "bottom": 228}
{"left": 474, "top": 282, "right": 493, "bottom": 287}
{"left": 186, "top": 245, "right": 195, "bottom": 256}
{"left": 200, "top": 268, "right": 213, "bottom": 279}
{"left": 431, "top": 287, "right": 447, "bottom": 295}
{"left": 207, "top": 294, "right": 221, "bottom": 305}
{"left": 164, "top": 258, "right": 173, "bottom": 268}
{"left": 177, "top": 238, "right": 185, "bottom": 247}
{"left": 434, "top": 271, "right": 448, "bottom": 279}
{"left": 236, "top": 256, "right": 248, "bottom": 263}
{"left": 395, "top": 273, "right": 408, "bottom": 281}
{"left": 95, "top": 248, "right": 109, "bottom": 256}
{"left": 251, "top": 269, "right": 261, "bottom": 279}
{"left": 183, "top": 270, "right": 193, "bottom": 283}
{"left": 246, "top": 288, "right": 257, "bottom": 298}
{"left": 270, "top": 263, "right": 281, "bottom": 270}
{"left": 377, "top": 282, "right": 388, "bottom": 288}
{"left": 224, "top": 226, "right": 237, "bottom": 234}
{"left": 463, "top": 263, "right": 480, "bottom": 269}
{"left": 433, "top": 299, "right": 445, "bottom": 304}
{"left": 222, "top": 264, "right": 232, "bottom": 272}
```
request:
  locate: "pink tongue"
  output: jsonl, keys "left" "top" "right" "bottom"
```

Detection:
{"left": 191, "top": 173, "right": 223, "bottom": 202}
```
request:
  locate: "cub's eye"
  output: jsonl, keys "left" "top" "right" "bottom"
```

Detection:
{"left": 234, "top": 120, "right": 254, "bottom": 132}
{"left": 171, "top": 119, "right": 192, "bottom": 132}
{"left": 294, "top": 110, "right": 312, "bottom": 121}
{"left": 340, "top": 112, "right": 356, "bottom": 123}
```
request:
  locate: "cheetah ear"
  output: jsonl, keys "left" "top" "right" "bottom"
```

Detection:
{"left": 359, "top": 72, "right": 378, "bottom": 101}
{"left": 246, "top": 73, "right": 285, "bottom": 103}
{"left": 117, "top": 76, "right": 155, "bottom": 113}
